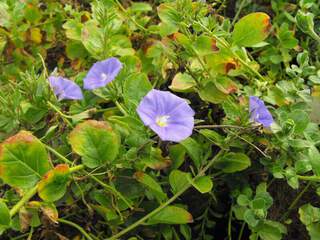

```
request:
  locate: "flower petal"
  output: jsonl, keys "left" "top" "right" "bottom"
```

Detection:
{"left": 249, "top": 96, "right": 274, "bottom": 128}
{"left": 48, "top": 76, "right": 83, "bottom": 101}
{"left": 137, "top": 89, "right": 195, "bottom": 142}
{"left": 83, "top": 57, "right": 122, "bottom": 90}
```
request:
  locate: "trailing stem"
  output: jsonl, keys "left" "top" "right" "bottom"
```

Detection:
{"left": 9, "top": 165, "right": 83, "bottom": 218}
{"left": 107, "top": 150, "right": 225, "bottom": 240}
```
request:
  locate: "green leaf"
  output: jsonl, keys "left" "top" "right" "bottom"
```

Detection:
{"left": 123, "top": 73, "right": 152, "bottom": 110}
{"left": 68, "top": 120, "right": 120, "bottom": 168}
{"left": 310, "top": 97, "right": 320, "bottom": 124}
{"left": 257, "top": 221, "right": 285, "bottom": 240}
{"left": 157, "top": 3, "right": 181, "bottom": 26}
{"left": 214, "top": 152, "right": 251, "bottom": 173}
{"left": 306, "top": 223, "right": 320, "bottom": 240}
{"left": 287, "top": 110, "right": 309, "bottom": 134}
{"left": 308, "top": 146, "right": 320, "bottom": 176}
{"left": 190, "top": 176, "right": 213, "bottom": 194}
{"left": 0, "top": 201, "right": 10, "bottom": 226}
{"left": 130, "top": 2, "right": 152, "bottom": 12}
{"left": 215, "top": 76, "right": 238, "bottom": 94}
{"left": 194, "top": 36, "right": 218, "bottom": 56}
{"left": 148, "top": 206, "right": 193, "bottom": 224}
{"left": 66, "top": 41, "right": 88, "bottom": 60}
{"left": 296, "top": 10, "right": 320, "bottom": 42}
{"left": 180, "top": 224, "right": 192, "bottom": 240}
{"left": 169, "top": 144, "right": 186, "bottom": 169}
{"left": 110, "top": 35, "right": 135, "bottom": 56}
{"left": 180, "top": 137, "right": 203, "bottom": 169}
{"left": 63, "top": 19, "right": 83, "bottom": 41}
{"left": 299, "top": 204, "right": 320, "bottom": 226}
{"left": 38, "top": 164, "right": 70, "bottom": 202}
{"left": 0, "top": 131, "right": 51, "bottom": 189}
{"left": 198, "top": 82, "right": 229, "bottom": 104}
{"left": 251, "top": 198, "right": 266, "bottom": 210}
{"left": 199, "top": 129, "right": 225, "bottom": 148}
{"left": 169, "top": 170, "right": 191, "bottom": 194}
{"left": 81, "top": 20, "right": 103, "bottom": 59}
{"left": 0, "top": 3, "right": 10, "bottom": 28}
{"left": 134, "top": 171, "right": 167, "bottom": 202}
{"left": 244, "top": 209, "right": 259, "bottom": 227}
{"left": 140, "top": 147, "right": 171, "bottom": 170}
{"left": 169, "top": 73, "right": 196, "bottom": 92}
{"left": 205, "top": 47, "right": 240, "bottom": 74}
{"left": 232, "top": 12, "right": 271, "bottom": 47}
{"left": 237, "top": 194, "right": 250, "bottom": 206}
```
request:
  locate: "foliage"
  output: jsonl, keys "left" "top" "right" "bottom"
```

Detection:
{"left": 0, "top": 0, "right": 320, "bottom": 239}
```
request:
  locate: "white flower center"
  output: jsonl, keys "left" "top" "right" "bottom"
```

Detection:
{"left": 156, "top": 115, "right": 170, "bottom": 127}
{"left": 101, "top": 73, "right": 108, "bottom": 82}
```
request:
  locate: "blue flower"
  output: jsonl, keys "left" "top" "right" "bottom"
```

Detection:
{"left": 83, "top": 57, "right": 122, "bottom": 90}
{"left": 48, "top": 76, "right": 83, "bottom": 101}
{"left": 249, "top": 96, "right": 274, "bottom": 128}
{"left": 137, "top": 89, "right": 195, "bottom": 142}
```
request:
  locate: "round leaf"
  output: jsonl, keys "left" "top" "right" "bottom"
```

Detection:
{"left": 169, "top": 73, "right": 196, "bottom": 92}
{"left": 190, "top": 176, "right": 213, "bottom": 194}
{"left": 148, "top": 206, "right": 193, "bottom": 225}
{"left": 214, "top": 152, "right": 251, "bottom": 173}
{"left": 169, "top": 170, "right": 191, "bottom": 194}
{"left": 38, "top": 164, "right": 70, "bottom": 202}
{"left": 0, "top": 131, "right": 51, "bottom": 189}
{"left": 68, "top": 120, "right": 120, "bottom": 168}
{"left": 232, "top": 12, "right": 271, "bottom": 47}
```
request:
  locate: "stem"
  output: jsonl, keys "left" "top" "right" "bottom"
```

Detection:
{"left": 108, "top": 185, "right": 190, "bottom": 240}
{"left": 115, "top": 100, "right": 128, "bottom": 116}
{"left": 228, "top": 205, "right": 233, "bottom": 240}
{"left": 27, "top": 227, "right": 33, "bottom": 240}
{"left": 45, "top": 144, "right": 133, "bottom": 209}
{"left": 113, "top": 0, "right": 153, "bottom": 34}
{"left": 280, "top": 182, "right": 312, "bottom": 222}
{"left": 227, "top": 130, "right": 270, "bottom": 158}
{"left": 9, "top": 164, "right": 84, "bottom": 218}
{"left": 238, "top": 222, "right": 246, "bottom": 240}
{"left": 47, "top": 101, "right": 73, "bottom": 128}
{"left": 107, "top": 150, "right": 224, "bottom": 240}
{"left": 297, "top": 175, "right": 320, "bottom": 182}
{"left": 70, "top": 164, "right": 85, "bottom": 173}
{"left": 9, "top": 186, "right": 38, "bottom": 217}
{"left": 45, "top": 145, "right": 73, "bottom": 165}
{"left": 195, "top": 124, "right": 248, "bottom": 129}
{"left": 58, "top": 218, "right": 95, "bottom": 240}
{"left": 90, "top": 175, "right": 133, "bottom": 210}
{"left": 231, "top": 0, "right": 246, "bottom": 26}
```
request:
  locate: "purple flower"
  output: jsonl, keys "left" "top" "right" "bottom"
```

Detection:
{"left": 48, "top": 76, "right": 83, "bottom": 101}
{"left": 83, "top": 57, "right": 122, "bottom": 90}
{"left": 249, "top": 96, "right": 274, "bottom": 128}
{"left": 137, "top": 89, "right": 195, "bottom": 142}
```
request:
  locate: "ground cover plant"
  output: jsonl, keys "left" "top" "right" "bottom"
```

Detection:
{"left": 0, "top": 0, "right": 320, "bottom": 239}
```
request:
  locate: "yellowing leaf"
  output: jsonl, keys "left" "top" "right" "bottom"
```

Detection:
{"left": 190, "top": 176, "right": 213, "bottom": 194}
{"left": 0, "top": 131, "right": 51, "bottom": 189}
{"left": 38, "top": 164, "right": 70, "bottom": 202}
{"left": 29, "top": 28, "right": 42, "bottom": 44}
{"left": 198, "top": 82, "right": 229, "bottom": 104}
{"left": 232, "top": 12, "right": 272, "bottom": 47}
{"left": 169, "top": 73, "right": 196, "bottom": 92}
